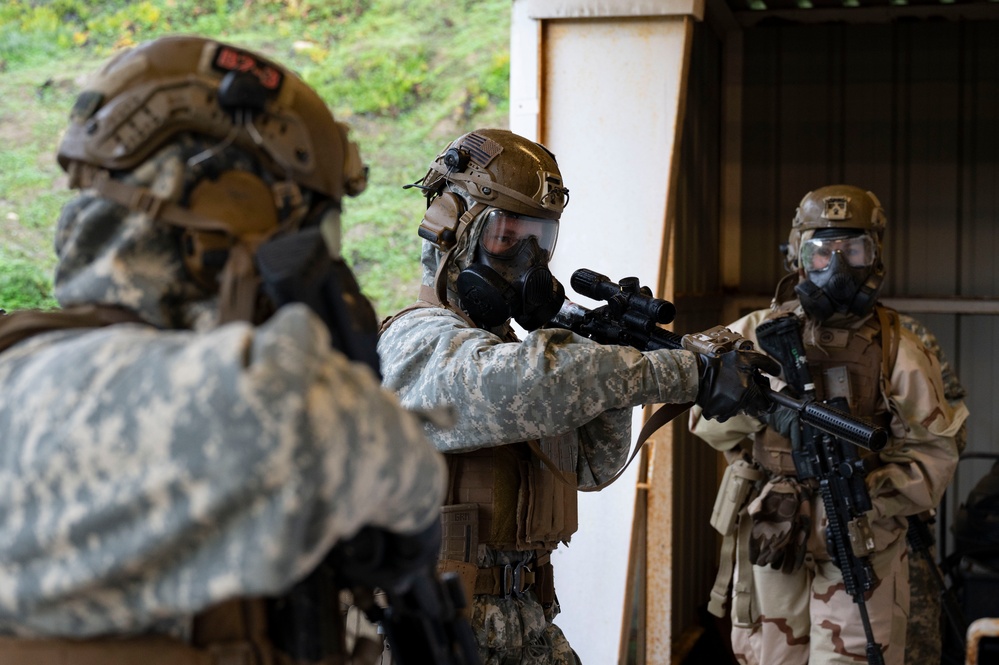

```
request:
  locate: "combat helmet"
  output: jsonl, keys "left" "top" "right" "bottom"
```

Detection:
{"left": 58, "top": 34, "right": 366, "bottom": 204}
{"left": 54, "top": 35, "right": 368, "bottom": 324}
{"left": 785, "top": 185, "right": 885, "bottom": 271}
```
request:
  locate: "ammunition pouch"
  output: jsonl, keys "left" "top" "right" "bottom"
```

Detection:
{"left": 752, "top": 428, "right": 799, "bottom": 477}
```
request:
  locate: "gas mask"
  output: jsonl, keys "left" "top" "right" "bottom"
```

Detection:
{"left": 794, "top": 231, "right": 882, "bottom": 321}
{"left": 456, "top": 209, "right": 564, "bottom": 330}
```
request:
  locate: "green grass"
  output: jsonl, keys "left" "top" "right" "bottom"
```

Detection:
{"left": 0, "top": 0, "right": 511, "bottom": 317}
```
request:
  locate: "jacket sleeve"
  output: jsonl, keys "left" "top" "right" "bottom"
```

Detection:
{"left": 0, "top": 304, "right": 446, "bottom": 637}
{"left": 866, "top": 327, "right": 965, "bottom": 523}
{"left": 377, "top": 307, "right": 700, "bottom": 454}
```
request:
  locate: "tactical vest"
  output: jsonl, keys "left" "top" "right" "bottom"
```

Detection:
{"left": 437, "top": 439, "right": 578, "bottom": 609}
{"left": 381, "top": 303, "right": 578, "bottom": 606}
{"left": 752, "top": 305, "right": 897, "bottom": 477}
{"left": 0, "top": 307, "right": 358, "bottom": 665}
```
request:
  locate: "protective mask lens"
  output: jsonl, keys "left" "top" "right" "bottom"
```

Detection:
{"left": 478, "top": 210, "right": 559, "bottom": 260}
{"left": 800, "top": 234, "right": 875, "bottom": 272}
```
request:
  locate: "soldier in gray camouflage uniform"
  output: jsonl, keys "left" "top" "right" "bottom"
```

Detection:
{"left": 377, "top": 128, "right": 781, "bottom": 664}
{"left": 898, "top": 314, "right": 968, "bottom": 665}
{"left": 0, "top": 36, "right": 446, "bottom": 664}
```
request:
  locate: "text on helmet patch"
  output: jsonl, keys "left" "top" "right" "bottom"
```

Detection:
{"left": 822, "top": 196, "right": 852, "bottom": 221}
{"left": 212, "top": 46, "right": 284, "bottom": 91}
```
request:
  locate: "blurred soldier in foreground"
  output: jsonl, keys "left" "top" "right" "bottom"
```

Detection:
{"left": 377, "top": 128, "right": 780, "bottom": 663}
{"left": 689, "top": 185, "right": 967, "bottom": 665}
{"left": 0, "top": 35, "right": 448, "bottom": 663}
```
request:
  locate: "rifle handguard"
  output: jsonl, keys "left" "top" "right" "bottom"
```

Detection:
{"left": 767, "top": 389, "right": 888, "bottom": 452}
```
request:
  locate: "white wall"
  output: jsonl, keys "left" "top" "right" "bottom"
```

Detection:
{"left": 510, "top": 2, "right": 699, "bottom": 661}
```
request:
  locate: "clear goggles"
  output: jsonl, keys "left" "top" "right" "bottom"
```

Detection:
{"left": 799, "top": 234, "right": 876, "bottom": 272}
{"left": 478, "top": 209, "right": 559, "bottom": 259}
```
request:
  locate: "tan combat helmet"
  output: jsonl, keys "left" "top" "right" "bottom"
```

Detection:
{"left": 57, "top": 35, "right": 367, "bottom": 205}
{"left": 414, "top": 129, "right": 569, "bottom": 252}
{"left": 786, "top": 184, "right": 886, "bottom": 273}
{"left": 54, "top": 36, "right": 371, "bottom": 323}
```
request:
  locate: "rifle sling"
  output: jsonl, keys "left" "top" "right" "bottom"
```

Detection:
{"left": 529, "top": 401, "right": 693, "bottom": 493}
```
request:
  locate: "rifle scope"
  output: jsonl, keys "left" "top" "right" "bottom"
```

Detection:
{"left": 570, "top": 269, "right": 676, "bottom": 325}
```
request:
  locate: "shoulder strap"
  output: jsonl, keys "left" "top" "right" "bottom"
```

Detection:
{"left": 378, "top": 287, "right": 478, "bottom": 336}
{"left": 0, "top": 305, "right": 147, "bottom": 354}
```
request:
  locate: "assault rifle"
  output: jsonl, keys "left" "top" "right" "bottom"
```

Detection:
{"left": 256, "top": 229, "right": 481, "bottom": 665}
{"left": 549, "top": 268, "right": 888, "bottom": 452}
{"left": 754, "top": 312, "right": 885, "bottom": 665}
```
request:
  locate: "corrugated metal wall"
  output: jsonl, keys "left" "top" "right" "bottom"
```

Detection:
{"left": 735, "top": 20, "right": 999, "bottom": 554}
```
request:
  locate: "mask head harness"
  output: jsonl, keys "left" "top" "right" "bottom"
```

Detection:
{"left": 407, "top": 129, "right": 569, "bottom": 330}
{"left": 783, "top": 185, "right": 886, "bottom": 321}
{"left": 56, "top": 36, "right": 369, "bottom": 324}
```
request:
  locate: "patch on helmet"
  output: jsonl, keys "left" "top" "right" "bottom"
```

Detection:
{"left": 212, "top": 45, "right": 283, "bottom": 91}
{"left": 822, "top": 196, "right": 851, "bottom": 221}
{"left": 460, "top": 132, "right": 503, "bottom": 168}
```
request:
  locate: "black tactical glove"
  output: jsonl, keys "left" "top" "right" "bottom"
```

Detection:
{"left": 695, "top": 349, "right": 781, "bottom": 422}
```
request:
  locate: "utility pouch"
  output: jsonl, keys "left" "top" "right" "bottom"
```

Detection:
{"left": 518, "top": 459, "right": 577, "bottom": 551}
{"left": 753, "top": 428, "right": 799, "bottom": 477}
{"left": 440, "top": 503, "right": 479, "bottom": 563}
{"left": 711, "top": 458, "right": 763, "bottom": 536}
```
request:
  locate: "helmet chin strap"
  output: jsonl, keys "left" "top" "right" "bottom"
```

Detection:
{"left": 427, "top": 202, "right": 487, "bottom": 309}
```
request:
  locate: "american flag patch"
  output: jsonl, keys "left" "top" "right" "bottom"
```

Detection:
{"left": 460, "top": 132, "right": 503, "bottom": 168}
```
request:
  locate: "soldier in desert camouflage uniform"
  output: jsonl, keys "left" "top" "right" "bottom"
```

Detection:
{"left": 898, "top": 314, "right": 968, "bottom": 665}
{"left": 377, "top": 128, "right": 780, "bottom": 664}
{"left": 0, "top": 35, "right": 446, "bottom": 663}
{"left": 689, "top": 185, "right": 967, "bottom": 665}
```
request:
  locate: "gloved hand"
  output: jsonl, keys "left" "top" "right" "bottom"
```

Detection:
{"left": 695, "top": 349, "right": 782, "bottom": 422}
{"left": 748, "top": 477, "right": 812, "bottom": 574}
{"left": 759, "top": 395, "right": 802, "bottom": 451}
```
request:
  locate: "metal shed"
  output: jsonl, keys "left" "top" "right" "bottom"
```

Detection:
{"left": 510, "top": 1, "right": 999, "bottom": 662}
